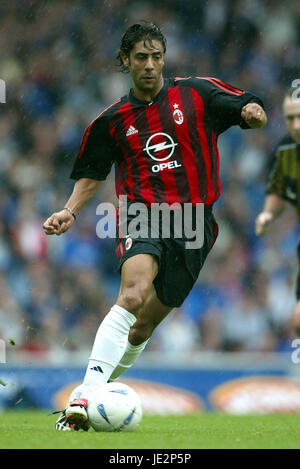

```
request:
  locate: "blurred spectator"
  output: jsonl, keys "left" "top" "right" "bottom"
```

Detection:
{"left": 1, "top": 0, "right": 300, "bottom": 360}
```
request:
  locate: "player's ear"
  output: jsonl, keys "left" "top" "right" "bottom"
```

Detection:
{"left": 120, "top": 52, "right": 129, "bottom": 69}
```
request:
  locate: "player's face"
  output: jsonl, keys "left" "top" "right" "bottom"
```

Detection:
{"left": 283, "top": 97, "right": 300, "bottom": 144}
{"left": 123, "top": 39, "right": 164, "bottom": 100}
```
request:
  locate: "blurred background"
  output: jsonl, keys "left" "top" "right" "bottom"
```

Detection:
{"left": 1, "top": 0, "right": 300, "bottom": 413}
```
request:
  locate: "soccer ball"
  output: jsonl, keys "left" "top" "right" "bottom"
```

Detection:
{"left": 87, "top": 382, "right": 143, "bottom": 432}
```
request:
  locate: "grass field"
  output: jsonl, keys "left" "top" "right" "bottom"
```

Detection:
{"left": 0, "top": 410, "right": 299, "bottom": 449}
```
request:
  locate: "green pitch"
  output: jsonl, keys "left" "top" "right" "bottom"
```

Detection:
{"left": 0, "top": 410, "right": 299, "bottom": 449}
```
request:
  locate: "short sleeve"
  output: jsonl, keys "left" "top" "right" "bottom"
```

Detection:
{"left": 176, "top": 77, "right": 264, "bottom": 134}
{"left": 265, "top": 135, "right": 296, "bottom": 198}
{"left": 266, "top": 137, "right": 289, "bottom": 200}
{"left": 70, "top": 116, "right": 118, "bottom": 181}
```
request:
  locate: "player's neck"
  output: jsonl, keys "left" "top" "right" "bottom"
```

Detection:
{"left": 132, "top": 77, "right": 164, "bottom": 103}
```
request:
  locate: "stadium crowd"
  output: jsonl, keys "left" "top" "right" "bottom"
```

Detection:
{"left": 1, "top": 0, "right": 300, "bottom": 361}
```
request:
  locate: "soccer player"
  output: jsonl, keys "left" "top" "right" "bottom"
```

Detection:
{"left": 43, "top": 22, "right": 267, "bottom": 430}
{"left": 255, "top": 88, "right": 300, "bottom": 335}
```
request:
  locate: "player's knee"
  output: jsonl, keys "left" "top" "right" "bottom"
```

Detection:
{"left": 118, "top": 283, "right": 150, "bottom": 314}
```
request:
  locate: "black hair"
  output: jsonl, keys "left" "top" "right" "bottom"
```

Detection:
{"left": 117, "top": 21, "right": 167, "bottom": 73}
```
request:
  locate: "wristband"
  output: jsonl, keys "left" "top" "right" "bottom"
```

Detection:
{"left": 63, "top": 207, "right": 77, "bottom": 220}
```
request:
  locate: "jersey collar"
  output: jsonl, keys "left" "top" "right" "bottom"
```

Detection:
{"left": 128, "top": 78, "right": 170, "bottom": 106}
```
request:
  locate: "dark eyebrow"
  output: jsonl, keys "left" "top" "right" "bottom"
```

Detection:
{"left": 285, "top": 113, "right": 300, "bottom": 118}
{"left": 135, "top": 50, "right": 162, "bottom": 56}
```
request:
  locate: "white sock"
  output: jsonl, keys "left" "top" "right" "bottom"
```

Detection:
{"left": 109, "top": 339, "right": 149, "bottom": 381}
{"left": 69, "top": 384, "right": 85, "bottom": 402}
{"left": 81, "top": 305, "right": 136, "bottom": 392}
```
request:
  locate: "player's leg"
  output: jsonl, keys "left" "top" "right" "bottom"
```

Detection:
{"left": 116, "top": 253, "right": 159, "bottom": 315}
{"left": 128, "top": 283, "right": 173, "bottom": 344}
{"left": 110, "top": 284, "right": 172, "bottom": 380}
{"left": 82, "top": 253, "right": 158, "bottom": 388}
{"left": 110, "top": 208, "right": 218, "bottom": 382}
{"left": 56, "top": 254, "right": 159, "bottom": 430}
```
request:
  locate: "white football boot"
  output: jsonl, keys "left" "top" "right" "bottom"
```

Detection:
{"left": 54, "top": 384, "right": 91, "bottom": 431}
{"left": 65, "top": 398, "right": 90, "bottom": 430}
{"left": 55, "top": 398, "right": 90, "bottom": 431}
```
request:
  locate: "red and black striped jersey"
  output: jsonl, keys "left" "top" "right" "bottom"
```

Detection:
{"left": 70, "top": 77, "right": 263, "bottom": 206}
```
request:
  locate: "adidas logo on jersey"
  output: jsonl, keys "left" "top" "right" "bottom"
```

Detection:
{"left": 126, "top": 125, "right": 138, "bottom": 136}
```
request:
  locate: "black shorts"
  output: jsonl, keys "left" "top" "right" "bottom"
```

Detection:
{"left": 115, "top": 205, "right": 219, "bottom": 307}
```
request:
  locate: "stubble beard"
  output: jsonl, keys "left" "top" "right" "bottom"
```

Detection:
{"left": 137, "top": 75, "right": 158, "bottom": 92}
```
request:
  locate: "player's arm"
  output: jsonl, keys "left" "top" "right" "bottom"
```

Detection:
{"left": 179, "top": 77, "right": 266, "bottom": 133}
{"left": 43, "top": 114, "right": 116, "bottom": 236}
{"left": 255, "top": 193, "right": 286, "bottom": 236}
{"left": 43, "top": 178, "right": 102, "bottom": 235}
{"left": 255, "top": 144, "right": 287, "bottom": 236}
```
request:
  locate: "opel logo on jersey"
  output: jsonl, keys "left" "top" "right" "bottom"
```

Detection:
{"left": 143, "top": 132, "right": 178, "bottom": 161}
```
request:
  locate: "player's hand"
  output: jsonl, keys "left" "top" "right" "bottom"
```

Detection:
{"left": 241, "top": 103, "right": 267, "bottom": 128}
{"left": 43, "top": 209, "right": 75, "bottom": 236}
{"left": 255, "top": 211, "right": 273, "bottom": 236}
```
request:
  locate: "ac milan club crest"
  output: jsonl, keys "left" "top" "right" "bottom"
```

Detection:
{"left": 125, "top": 237, "right": 133, "bottom": 250}
{"left": 173, "top": 103, "right": 184, "bottom": 125}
